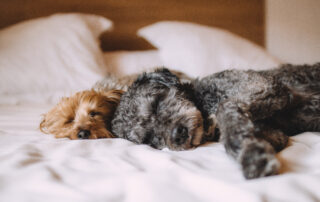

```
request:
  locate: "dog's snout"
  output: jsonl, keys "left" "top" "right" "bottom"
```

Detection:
{"left": 171, "top": 126, "right": 188, "bottom": 145}
{"left": 77, "top": 130, "right": 90, "bottom": 139}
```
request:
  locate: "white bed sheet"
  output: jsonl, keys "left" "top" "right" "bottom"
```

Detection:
{"left": 0, "top": 104, "right": 319, "bottom": 202}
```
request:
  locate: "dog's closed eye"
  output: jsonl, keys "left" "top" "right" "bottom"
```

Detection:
{"left": 65, "top": 118, "right": 74, "bottom": 124}
{"left": 142, "top": 130, "right": 153, "bottom": 144}
{"left": 89, "top": 111, "right": 101, "bottom": 117}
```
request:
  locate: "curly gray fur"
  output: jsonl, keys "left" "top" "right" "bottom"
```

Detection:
{"left": 111, "top": 63, "right": 320, "bottom": 179}
{"left": 93, "top": 70, "right": 192, "bottom": 92}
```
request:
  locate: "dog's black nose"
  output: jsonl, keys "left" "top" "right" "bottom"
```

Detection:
{"left": 171, "top": 126, "right": 188, "bottom": 145}
{"left": 77, "top": 130, "right": 90, "bottom": 139}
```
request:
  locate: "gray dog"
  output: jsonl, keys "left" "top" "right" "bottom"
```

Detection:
{"left": 111, "top": 64, "right": 320, "bottom": 179}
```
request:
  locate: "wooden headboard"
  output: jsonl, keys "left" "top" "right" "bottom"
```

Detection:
{"left": 0, "top": 0, "right": 265, "bottom": 51}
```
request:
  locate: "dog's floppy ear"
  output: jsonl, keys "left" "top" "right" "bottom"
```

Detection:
{"left": 178, "top": 83, "right": 197, "bottom": 103}
{"left": 100, "top": 89, "right": 124, "bottom": 105}
{"left": 133, "top": 67, "right": 180, "bottom": 88}
{"left": 39, "top": 114, "right": 48, "bottom": 134}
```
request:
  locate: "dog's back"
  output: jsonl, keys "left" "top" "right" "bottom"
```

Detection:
{"left": 261, "top": 63, "right": 320, "bottom": 90}
{"left": 262, "top": 63, "right": 320, "bottom": 135}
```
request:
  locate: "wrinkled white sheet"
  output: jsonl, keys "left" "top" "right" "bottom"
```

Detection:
{"left": 0, "top": 104, "right": 319, "bottom": 202}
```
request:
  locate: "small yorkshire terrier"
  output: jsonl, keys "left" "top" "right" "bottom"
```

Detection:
{"left": 40, "top": 89, "right": 123, "bottom": 139}
{"left": 40, "top": 70, "right": 192, "bottom": 140}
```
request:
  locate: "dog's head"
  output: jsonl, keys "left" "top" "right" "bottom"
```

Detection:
{"left": 40, "top": 90, "right": 123, "bottom": 139}
{"left": 112, "top": 68, "right": 206, "bottom": 150}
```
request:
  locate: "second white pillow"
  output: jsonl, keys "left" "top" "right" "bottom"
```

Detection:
{"left": 138, "top": 21, "right": 281, "bottom": 77}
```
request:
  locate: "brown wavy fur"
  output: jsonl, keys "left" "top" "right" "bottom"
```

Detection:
{"left": 40, "top": 90, "right": 123, "bottom": 139}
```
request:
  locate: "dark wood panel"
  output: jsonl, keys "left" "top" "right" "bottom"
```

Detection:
{"left": 0, "top": 0, "right": 265, "bottom": 50}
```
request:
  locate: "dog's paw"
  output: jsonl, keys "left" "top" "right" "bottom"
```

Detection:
{"left": 240, "top": 141, "right": 280, "bottom": 179}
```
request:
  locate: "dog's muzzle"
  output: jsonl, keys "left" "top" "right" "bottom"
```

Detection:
{"left": 78, "top": 130, "right": 90, "bottom": 139}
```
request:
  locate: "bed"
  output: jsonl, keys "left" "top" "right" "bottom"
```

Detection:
{"left": 0, "top": 1, "right": 320, "bottom": 202}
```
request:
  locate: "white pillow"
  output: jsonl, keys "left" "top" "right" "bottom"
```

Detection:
{"left": 0, "top": 13, "right": 112, "bottom": 104}
{"left": 138, "top": 21, "right": 281, "bottom": 77}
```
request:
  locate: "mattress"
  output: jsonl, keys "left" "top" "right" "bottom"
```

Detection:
{"left": 0, "top": 104, "right": 319, "bottom": 202}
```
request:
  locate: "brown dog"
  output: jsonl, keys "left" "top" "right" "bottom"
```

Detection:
{"left": 40, "top": 90, "right": 123, "bottom": 139}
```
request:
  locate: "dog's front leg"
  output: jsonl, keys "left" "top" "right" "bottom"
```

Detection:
{"left": 216, "top": 99, "right": 280, "bottom": 179}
